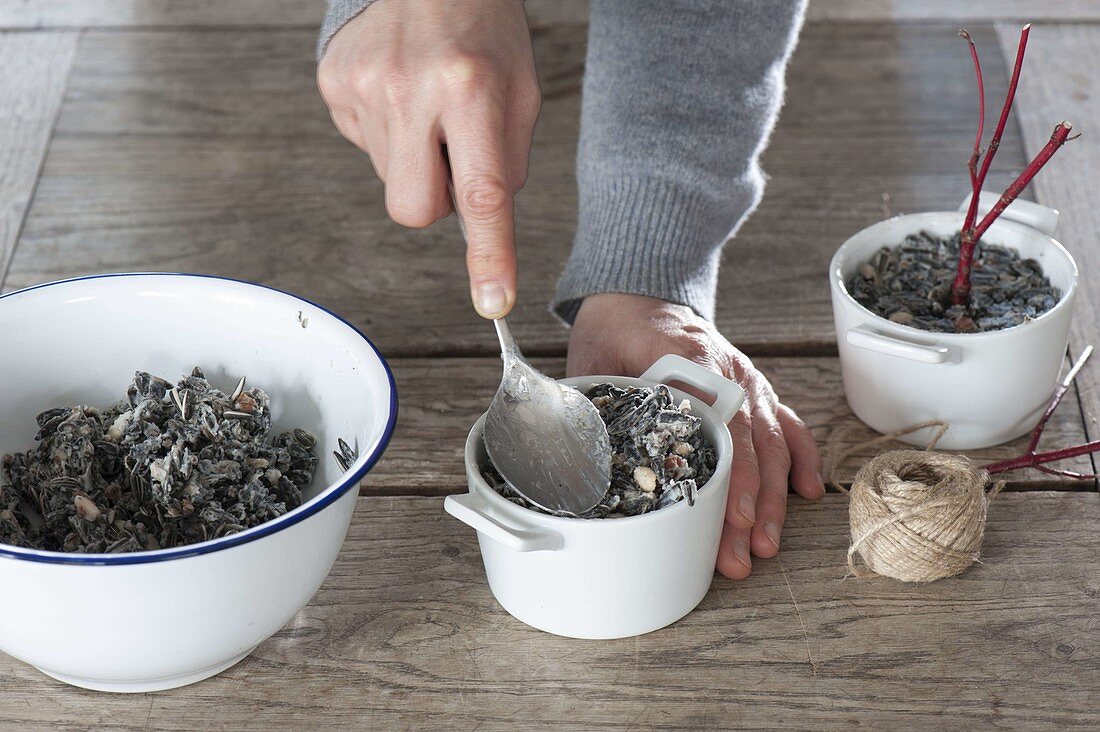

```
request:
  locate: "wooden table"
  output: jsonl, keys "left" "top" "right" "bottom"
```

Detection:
{"left": 2, "top": 2, "right": 1098, "bottom": 728}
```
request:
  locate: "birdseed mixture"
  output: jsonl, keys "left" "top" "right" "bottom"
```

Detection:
{"left": 848, "top": 231, "right": 1060, "bottom": 333}
{"left": 483, "top": 383, "right": 717, "bottom": 518}
{"left": 0, "top": 368, "right": 318, "bottom": 553}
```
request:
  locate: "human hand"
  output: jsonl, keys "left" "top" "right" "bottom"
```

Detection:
{"left": 568, "top": 293, "right": 825, "bottom": 579}
{"left": 317, "top": 0, "right": 540, "bottom": 318}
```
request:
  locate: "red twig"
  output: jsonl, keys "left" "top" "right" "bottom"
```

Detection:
{"left": 973, "top": 121, "right": 1073, "bottom": 240}
{"left": 952, "top": 121, "right": 1073, "bottom": 303}
{"left": 974, "top": 25, "right": 1030, "bottom": 199}
{"left": 983, "top": 347, "right": 1099, "bottom": 477}
{"left": 948, "top": 25, "right": 1075, "bottom": 307}
{"left": 1034, "top": 465, "right": 1100, "bottom": 479}
{"left": 985, "top": 439, "right": 1100, "bottom": 475}
{"left": 959, "top": 29, "right": 985, "bottom": 235}
{"left": 1027, "top": 345, "right": 1092, "bottom": 454}
{"left": 957, "top": 25, "right": 1030, "bottom": 279}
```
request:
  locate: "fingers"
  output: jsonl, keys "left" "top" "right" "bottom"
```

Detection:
{"left": 719, "top": 405, "right": 758, "bottom": 582}
{"left": 354, "top": 110, "right": 389, "bottom": 181}
{"left": 778, "top": 404, "right": 825, "bottom": 500}
{"left": 725, "top": 404, "right": 760, "bottom": 531}
{"left": 384, "top": 123, "right": 451, "bottom": 227}
{"left": 749, "top": 407, "right": 791, "bottom": 559}
{"left": 328, "top": 108, "right": 388, "bottom": 181}
{"left": 716, "top": 520, "right": 753, "bottom": 580}
{"left": 444, "top": 101, "right": 517, "bottom": 319}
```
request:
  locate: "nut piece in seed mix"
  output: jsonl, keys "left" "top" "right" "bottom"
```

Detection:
{"left": 0, "top": 367, "right": 319, "bottom": 553}
{"left": 482, "top": 383, "right": 717, "bottom": 518}
{"left": 847, "top": 230, "right": 1060, "bottom": 333}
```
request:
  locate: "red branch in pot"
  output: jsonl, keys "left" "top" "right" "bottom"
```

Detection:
{"left": 950, "top": 25, "right": 1077, "bottom": 306}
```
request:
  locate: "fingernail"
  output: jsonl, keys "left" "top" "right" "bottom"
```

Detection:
{"left": 816, "top": 471, "right": 827, "bottom": 493}
{"left": 738, "top": 493, "right": 756, "bottom": 524}
{"left": 475, "top": 283, "right": 507, "bottom": 318}
{"left": 734, "top": 540, "right": 751, "bottom": 567}
{"left": 764, "top": 522, "right": 781, "bottom": 549}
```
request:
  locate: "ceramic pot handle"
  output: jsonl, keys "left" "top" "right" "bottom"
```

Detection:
{"left": 846, "top": 325, "right": 951, "bottom": 364}
{"left": 957, "top": 191, "right": 1059, "bottom": 237}
{"left": 444, "top": 492, "right": 563, "bottom": 552}
{"left": 641, "top": 354, "right": 746, "bottom": 424}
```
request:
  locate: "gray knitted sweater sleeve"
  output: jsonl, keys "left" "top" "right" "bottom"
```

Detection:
{"left": 318, "top": 0, "right": 378, "bottom": 58}
{"left": 319, "top": 0, "right": 805, "bottom": 323}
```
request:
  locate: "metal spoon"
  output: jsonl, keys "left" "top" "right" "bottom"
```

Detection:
{"left": 444, "top": 169, "right": 611, "bottom": 514}
{"left": 483, "top": 318, "right": 611, "bottom": 514}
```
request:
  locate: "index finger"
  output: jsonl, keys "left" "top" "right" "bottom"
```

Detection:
{"left": 443, "top": 105, "right": 517, "bottom": 319}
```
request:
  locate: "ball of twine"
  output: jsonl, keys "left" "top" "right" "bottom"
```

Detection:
{"left": 846, "top": 449, "right": 1001, "bottom": 582}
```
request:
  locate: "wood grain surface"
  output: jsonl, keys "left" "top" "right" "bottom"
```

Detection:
{"left": 2, "top": 24, "right": 1028, "bottom": 358}
{"left": 1, "top": 493, "right": 1096, "bottom": 730}
{"left": 0, "top": 0, "right": 587, "bottom": 30}
{"left": 808, "top": 0, "right": 1100, "bottom": 23}
{"left": 1, "top": 8, "right": 1096, "bottom": 727}
{"left": 5, "top": 1, "right": 1091, "bottom": 30}
{"left": 997, "top": 22, "right": 1100, "bottom": 471}
{"left": 365, "top": 357, "right": 1094, "bottom": 495}
{"left": 0, "top": 32, "right": 77, "bottom": 288}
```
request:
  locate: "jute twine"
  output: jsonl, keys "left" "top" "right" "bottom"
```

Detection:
{"left": 827, "top": 421, "right": 1003, "bottom": 583}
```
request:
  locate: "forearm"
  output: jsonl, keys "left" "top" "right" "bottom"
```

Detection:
{"left": 319, "top": 0, "right": 378, "bottom": 58}
{"left": 552, "top": 0, "right": 806, "bottom": 323}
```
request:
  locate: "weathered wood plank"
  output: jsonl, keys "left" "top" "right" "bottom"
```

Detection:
{"left": 1, "top": 492, "right": 1096, "bottom": 729}
{"left": 0, "top": 0, "right": 585, "bottom": 29}
{"left": 4, "top": 24, "right": 1028, "bottom": 357}
{"left": 0, "top": 0, "right": 322, "bottom": 28}
{"left": 808, "top": 0, "right": 1100, "bottom": 23}
{"left": 5, "top": 1, "right": 1090, "bottom": 31}
{"left": 365, "top": 356, "right": 1093, "bottom": 494}
{"left": 997, "top": 23, "right": 1100, "bottom": 467}
{"left": 0, "top": 31, "right": 77, "bottom": 290}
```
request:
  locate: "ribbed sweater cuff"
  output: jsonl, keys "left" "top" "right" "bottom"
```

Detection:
{"left": 552, "top": 176, "right": 728, "bottom": 325}
{"left": 317, "top": 0, "right": 378, "bottom": 58}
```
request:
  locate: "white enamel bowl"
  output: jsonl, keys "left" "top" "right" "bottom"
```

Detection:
{"left": 0, "top": 274, "right": 397, "bottom": 692}
{"left": 446, "top": 355, "right": 745, "bottom": 639}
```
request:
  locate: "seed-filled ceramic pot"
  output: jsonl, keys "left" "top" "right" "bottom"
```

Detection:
{"left": 445, "top": 355, "right": 744, "bottom": 640}
{"left": 831, "top": 194, "right": 1078, "bottom": 450}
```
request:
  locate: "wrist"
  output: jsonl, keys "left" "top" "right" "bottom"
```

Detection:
{"left": 575, "top": 292, "right": 695, "bottom": 324}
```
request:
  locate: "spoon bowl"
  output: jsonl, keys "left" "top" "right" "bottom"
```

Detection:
{"left": 483, "top": 319, "right": 611, "bottom": 514}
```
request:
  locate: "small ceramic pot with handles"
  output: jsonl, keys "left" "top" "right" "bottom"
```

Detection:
{"left": 445, "top": 355, "right": 745, "bottom": 640}
{"left": 831, "top": 192, "right": 1078, "bottom": 450}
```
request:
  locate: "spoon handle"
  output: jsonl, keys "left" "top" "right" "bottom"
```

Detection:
{"left": 444, "top": 168, "right": 468, "bottom": 242}
{"left": 494, "top": 317, "right": 521, "bottom": 366}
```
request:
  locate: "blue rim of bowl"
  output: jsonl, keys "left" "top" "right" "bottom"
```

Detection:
{"left": 0, "top": 272, "right": 399, "bottom": 566}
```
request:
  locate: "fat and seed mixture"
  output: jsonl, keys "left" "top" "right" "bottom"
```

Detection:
{"left": 0, "top": 368, "right": 318, "bottom": 553}
{"left": 483, "top": 383, "right": 717, "bottom": 518}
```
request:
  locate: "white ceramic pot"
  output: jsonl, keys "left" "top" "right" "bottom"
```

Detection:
{"left": 445, "top": 355, "right": 745, "bottom": 639}
{"left": 831, "top": 193, "right": 1078, "bottom": 450}
{"left": 0, "top": 274, "right": 397, "bottom": 692}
